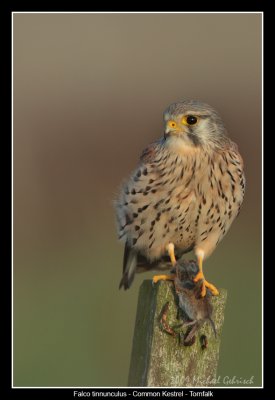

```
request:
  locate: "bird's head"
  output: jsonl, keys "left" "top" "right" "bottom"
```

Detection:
{"left": 163, "top": 100, "right": 227, "bottom": 149}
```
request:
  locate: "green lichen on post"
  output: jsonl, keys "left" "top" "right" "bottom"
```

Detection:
{"left": 128, "top": 280, "right": 227, "bottom": 387}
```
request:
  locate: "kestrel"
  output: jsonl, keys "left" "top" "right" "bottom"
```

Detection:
{"left": 115, "top": 100, "right": 245, "bottom": 296}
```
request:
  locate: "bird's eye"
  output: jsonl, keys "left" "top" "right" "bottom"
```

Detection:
{"left": 168, "top": 120, "right": 177, "bottom": 129}
{"left": 186, "top": 115, "right": 198, "bottom": 125}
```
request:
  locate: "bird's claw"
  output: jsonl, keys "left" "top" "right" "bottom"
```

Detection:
{"left": 193, "top": 271, "right": 204, "bottom": 283}
{"left": 199, "top": 280, "right": 219, "bottom": 297}
{"left": 204, "top": 281, "right": 219, "bottom": 296}
{"left": 193, "top": 272, "right": 219, "bottom": 297}
{"left": 152, "top": 274, "right": 176, "bottom": 285}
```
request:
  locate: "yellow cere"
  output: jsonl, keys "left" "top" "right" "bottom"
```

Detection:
{"left": 168, "top": 120, "right": 177, "bottom": 129}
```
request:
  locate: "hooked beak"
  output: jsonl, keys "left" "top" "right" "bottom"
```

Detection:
{"left": 164, "top": 127, "right": 185, "bottom": 139}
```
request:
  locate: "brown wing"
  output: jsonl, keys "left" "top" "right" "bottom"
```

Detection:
{"left": 118, "top": 140, "right": 165, "bottom": 289}
{"left": 139, "top": 138, "right": 164, "bottom": 163}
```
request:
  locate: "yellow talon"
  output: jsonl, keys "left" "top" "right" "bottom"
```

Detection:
{"left": 193, "top": 271, "right": 204, "bottom": 283}
{"left": 152, "top": 274, "right": 176, "bottom": 284}
{"left": 204, "top": 281, "right": 219, "bottom": 296}
{"left": 201, "top": 282, "right": 207, "bottom": 297}
{"left": 193, "top": 252, "right": 219, "bottom": 297}
{"left": 152, "top": 243, "right": 177, "bottom": 285}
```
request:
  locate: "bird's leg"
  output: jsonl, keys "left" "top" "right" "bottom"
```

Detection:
{"left": 193, "top": 252, "right": 219, "bottom": 297}
{"left": 152, "top": 243, "right": 177, "bottom": 284}
{"left": 193, "top": 254, "right": 204, "bottom": 283}
{"left": 167, "top": 242, "right": 177, "bottom": 266}
{"left": 152, "top": 273, "right": 176, "bottom": 283}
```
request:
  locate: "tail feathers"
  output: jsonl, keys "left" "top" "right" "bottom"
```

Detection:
{"left": 119, "top": 244, "right": 138, "bottom": 290}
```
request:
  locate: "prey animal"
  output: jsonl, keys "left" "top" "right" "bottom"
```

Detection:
{"left": 160, "top": 260, "right": 217, "bottom": 346}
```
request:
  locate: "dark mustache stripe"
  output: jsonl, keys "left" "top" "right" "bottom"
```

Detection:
{"left": 187, "top": 132, "right": 201, "bottom": 147}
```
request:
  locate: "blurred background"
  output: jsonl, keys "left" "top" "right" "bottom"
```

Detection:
{"left": 13, "top": 13, "right": 262, "bottom": 387}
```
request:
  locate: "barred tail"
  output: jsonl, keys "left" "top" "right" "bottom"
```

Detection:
{"left": 119, "top": 244, "right": 138, "bottom": 290}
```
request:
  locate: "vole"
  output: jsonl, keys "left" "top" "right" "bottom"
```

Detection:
{"left": 160, "top": 259, "right": 217, "bottom": 346}
{"left": 173, "top": 259, "right": 217, "bottom": 344}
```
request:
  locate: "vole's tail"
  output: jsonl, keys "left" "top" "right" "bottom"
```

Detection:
{"left": 208, "top": 317, "right": 217, "bottom": 338}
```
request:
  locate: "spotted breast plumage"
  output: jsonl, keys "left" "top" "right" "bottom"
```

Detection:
{"left": 115, "top": 100, "right": 245, "bottom": 296}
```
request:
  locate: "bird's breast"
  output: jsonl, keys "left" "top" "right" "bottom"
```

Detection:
{"left": 115, "top": 144, "right": 245, "bottom": 262}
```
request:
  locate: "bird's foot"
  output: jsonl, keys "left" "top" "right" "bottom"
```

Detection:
{"left": 152, "top": 273, "right": 176, "bottom": 284}
{"left": 204, "top": 280, "right": 219, "bottom": 296}
{"left": 193, "top": 272, "right": 219, "bottom": 297}
{"left": 193, "top": 271, "right": 204, "bottom": 283}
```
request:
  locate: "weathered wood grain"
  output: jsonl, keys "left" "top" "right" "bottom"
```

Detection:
{"left": 128, "top": 279, "right": 227, "bottom": 387}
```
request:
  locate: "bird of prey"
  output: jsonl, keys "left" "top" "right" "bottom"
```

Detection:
{"left": 115, "top": 100, "right": 245, "bottom": 296}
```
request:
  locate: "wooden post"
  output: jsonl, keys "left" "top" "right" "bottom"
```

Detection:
{"left": 128, "top": 279, "right": 227, "bottom": 387}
